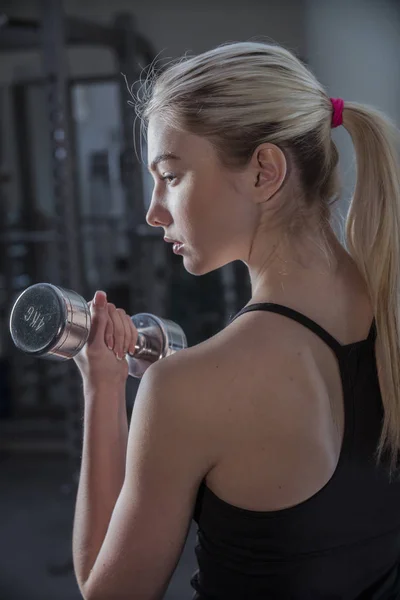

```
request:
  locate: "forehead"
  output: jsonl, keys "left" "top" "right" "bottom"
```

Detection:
{"left": 147, "top": 114, "right": 214, "bottom": 167}
{"left": 147, "top": 115, "right": 182, "bottom": 157}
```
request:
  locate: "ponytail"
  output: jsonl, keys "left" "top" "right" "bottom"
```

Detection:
{"left": 344, "top": 102, "right": 400, "bottom": 476}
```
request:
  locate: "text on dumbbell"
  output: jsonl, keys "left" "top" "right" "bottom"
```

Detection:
{"left": 24, "top": 306, "right": 46, "bottom": 332}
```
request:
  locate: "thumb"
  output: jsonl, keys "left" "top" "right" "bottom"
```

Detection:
{"left": 88, "top": 290, "right": 109, "bottom": 342}
{"left": 94, "top": 290, "right": 107, "bottom": 309}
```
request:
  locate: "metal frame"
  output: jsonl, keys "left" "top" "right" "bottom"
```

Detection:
{"left": 0, "top": 14, "right": 153, "bottom": 59}
{"left": 0, "top": 1, "right": 157, "bottom": 457}
{"left": 0, "top": 1, "right": 159, "bottom": 576}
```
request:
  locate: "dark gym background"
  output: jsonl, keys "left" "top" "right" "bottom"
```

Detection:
{"left": 0, "top": 1, "right": 399, "bottom": 598}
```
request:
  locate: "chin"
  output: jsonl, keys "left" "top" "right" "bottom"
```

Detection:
{"left": 182, "top": 253, "right": 227, "bottom": 277}
{"left": 182, "top": 259, "right": 210, "bottom": 276}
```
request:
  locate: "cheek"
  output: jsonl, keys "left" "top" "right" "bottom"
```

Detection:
{"left": 175, "top": 176, "right": 208, "bottom": 234}
{"left": 204, "top": 186, "right": 251, "bottom": 240}
{"left": 175, "top": 175, "right": 253, "bottom": 249}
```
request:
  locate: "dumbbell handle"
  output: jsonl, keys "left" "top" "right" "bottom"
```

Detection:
{"left": 131, "top": 332, "right": 160, "bottom": 360}
{"left": 133, "top": 333, "right": 144, "bottom": 355}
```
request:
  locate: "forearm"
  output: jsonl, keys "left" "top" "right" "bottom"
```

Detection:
{"left": 72, "top": 380, "right": 129, "bottom": 590}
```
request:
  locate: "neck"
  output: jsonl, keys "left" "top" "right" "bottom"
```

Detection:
{"left": 246, "top": 224, "right": 351, "bottom": 304}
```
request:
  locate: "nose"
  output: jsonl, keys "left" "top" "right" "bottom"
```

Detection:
{"left": 145, "top": 194, "right": 172, "bottom": 229}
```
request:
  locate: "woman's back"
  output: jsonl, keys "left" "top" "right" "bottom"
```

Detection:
{"left": 190, "top": 269, "right": 400, "bottom": 599}
{"left": 195, "top": 262, "right": 373, "bottom": 512}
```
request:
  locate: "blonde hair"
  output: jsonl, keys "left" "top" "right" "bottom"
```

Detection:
{"left": 135, "top": 41, "right": 400, "bottom": 476}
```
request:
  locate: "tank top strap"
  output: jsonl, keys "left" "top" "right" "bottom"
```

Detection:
{"left": 367, "top": 318, "right": 377, "bottom": 344}
{"left": 229, "top": 302, "right": 343, "bottom": 357}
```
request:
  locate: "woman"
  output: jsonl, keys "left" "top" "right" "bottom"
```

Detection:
{"left": 72, "top": 41, "right": 400, "bottom": 599}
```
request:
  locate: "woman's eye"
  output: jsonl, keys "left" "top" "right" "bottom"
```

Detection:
{"left": 160, "top": 174, "right": 176, "bottom": 184}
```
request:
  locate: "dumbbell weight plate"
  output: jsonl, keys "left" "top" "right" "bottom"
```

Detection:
{"left": 128, "top": 313, "right": 188, "bottom": 378}
{"left": 9, "top": 283, "right": 90, "bottom": 360}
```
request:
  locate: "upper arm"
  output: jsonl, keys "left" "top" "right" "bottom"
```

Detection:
{"left": 83, "top": 356, "right": 218, "bottom": 600}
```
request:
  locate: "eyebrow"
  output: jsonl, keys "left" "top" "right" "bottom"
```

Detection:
{"left": 147, "top": 152, "right": 181, "bottom": 172}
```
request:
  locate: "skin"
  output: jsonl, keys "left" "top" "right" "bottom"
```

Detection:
{"left": 146, "top": 113, "right": 357, "bottom": 303}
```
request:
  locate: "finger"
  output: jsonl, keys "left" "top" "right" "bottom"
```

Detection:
{"left": 126, "top": 315, "right": 138, "bottom": 356}
{"left": 116, "top": 308, "right": 131, "bottom": 357}
{"left": 104, "top": 314, "right": 114, "bottom": 350}
{"left": 107, "top": 304, "right": 126, "bottom": 360}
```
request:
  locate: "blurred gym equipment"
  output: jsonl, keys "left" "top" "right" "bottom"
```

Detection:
{"left": 0, "top": 0, "right": 249, "bottom": 578}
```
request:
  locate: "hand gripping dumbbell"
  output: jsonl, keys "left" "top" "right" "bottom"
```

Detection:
{"left": 9, "top": 283, "right": 187, "bottom": 378}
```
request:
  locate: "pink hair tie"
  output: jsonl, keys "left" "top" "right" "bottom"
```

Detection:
{"left": 330, "top": 97, "right": 344, "bottom": 128}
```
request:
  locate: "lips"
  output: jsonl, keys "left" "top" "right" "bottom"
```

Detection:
{"left": 164, "top": 237, "right": 183, "bottom": 244}
{"left": 172, "top": 242, "right": 184, "bottom": 254}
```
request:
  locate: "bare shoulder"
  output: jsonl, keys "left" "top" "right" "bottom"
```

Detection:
{"left": 148, "top": 311, "right": 339, "bottom": 507}
{"left": 153, "top": 310, "right": 321, "bottom": 429}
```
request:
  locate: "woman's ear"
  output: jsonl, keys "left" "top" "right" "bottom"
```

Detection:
{"left": 253, "top": 144, "right": 287, "bottom": 204}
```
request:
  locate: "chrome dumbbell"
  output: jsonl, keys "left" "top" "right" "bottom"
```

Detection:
{"left": 9, "top": 283, "right": 187, "bottom": 378}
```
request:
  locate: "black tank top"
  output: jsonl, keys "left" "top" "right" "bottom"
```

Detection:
{"left": 191, "top": 303, "right": 400, "bottom": 600}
